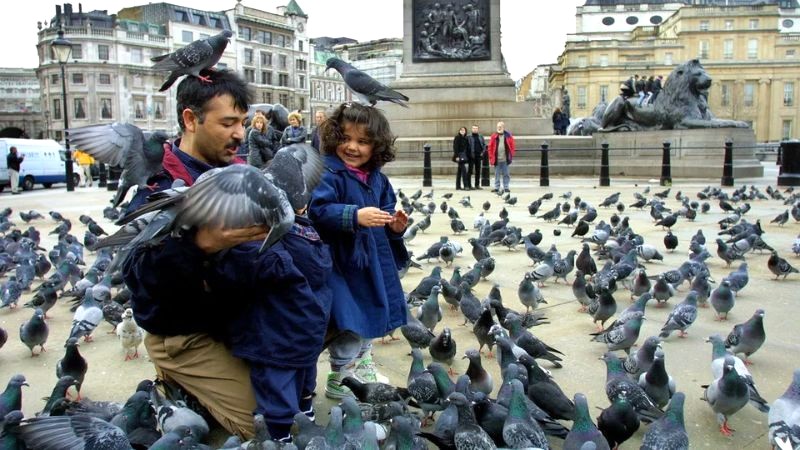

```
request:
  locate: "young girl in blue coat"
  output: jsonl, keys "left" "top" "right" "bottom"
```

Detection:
{"left": 309, "top": 102, "right": 410, "bottom": 399}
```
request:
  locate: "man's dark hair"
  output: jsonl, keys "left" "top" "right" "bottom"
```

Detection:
{"left": 175, "top": 69, "right": 252, "bottom": 131}
{"left": 320, "top": 103, "right": 397, "bottom": 171}
{"left": 9, "top": 146, "right": 16, "bottom": 152}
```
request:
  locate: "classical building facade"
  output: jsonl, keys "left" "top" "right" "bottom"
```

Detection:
{"left": 549, "top": 0, "right": 800, "bottom": 141}
{"left": 0, "top": 68, "right": 43, "bottom": 138}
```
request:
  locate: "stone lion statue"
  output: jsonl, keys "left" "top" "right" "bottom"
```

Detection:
{"left": 598, "top": 59, "right": 749, "bottom": 132}
{"left": 567, "top": 101, "right": 607, "bottom": 136}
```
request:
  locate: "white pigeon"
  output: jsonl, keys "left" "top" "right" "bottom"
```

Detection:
{"left": 116, "top": 308, "right": 144, "bottom": 361}
{"left": 68, "top": 287, "right": 104, "bottom": 342}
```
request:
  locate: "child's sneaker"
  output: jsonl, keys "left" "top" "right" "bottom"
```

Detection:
{"left": 353, "top": 353, "right": 389, "bottom": 384}
{"left": 325, "top": 371, "right": 354, "bottom": 399}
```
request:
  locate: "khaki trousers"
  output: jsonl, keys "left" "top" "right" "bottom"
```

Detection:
{"left": 9, "top": 169, "right": 19, "bottom": 193}
{"left": 144, "top": 332, "right": 257, "bottom": 439}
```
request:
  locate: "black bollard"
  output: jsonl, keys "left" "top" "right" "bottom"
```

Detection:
{"left": 422, "top": 143, "right": 432, "bottom": 187}
{"left": 481, "top": 149, "right": 490, "bottom": 187}
{"left": 777, "top": 141, "right": 783, "bottom": 166}
{"left": 98, "top": 163, "right": 107, "bottom": 188}
{"left": 540, "top": 142, "right": 550, "bottom": 187}
{"left": 660, "top": 141, "right": 672, "bottom": 186}
{"left": 778, "top": 140, "right": 800, "bottom": 186}
{"left": 721, "top": 140, "right": 734, "bottom": 186}
{"left": 107, "top": 165, "right": 122, "bottom": 191}
{"left": 599, "top": 142, "right": 610, "bottom": 186}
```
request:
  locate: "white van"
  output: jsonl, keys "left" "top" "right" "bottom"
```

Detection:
{"left": 0, "top": 139, "right": 79, "bottom": 192}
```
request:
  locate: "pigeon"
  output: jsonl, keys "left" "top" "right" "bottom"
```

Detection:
{"left": 517, "top": 273, "right": 546, "bottom": 312}
{"left": 663, "top": 231, "right": 678, "bottom": 252}
{"left": 710, "top": 279, "right": 735, "bottom": 321}
{"left": 638, "top": 349, "right": 675, "bottom": 408}
{"left": 597, "top": 395, "right": 639, "bottom": 450}
{"left": 0, "top": 375, "right": 28, "bottom": 418}
{"left": 659, "top": 291, "right": 699, "bottom": 339}
{"left": 636, "top": 244, "right": 664, "bottom": 262}
{"left": 472, "top": 308, "right": 497, "bottom": 359}
{"left": 588, "top": 287, "right": 617, "bottom": 331}
{"left": 151, "top": 29, "right": 233, "bottom": 91}
{"left": 67, "top": 123, "right": 171, "bottom": 208}
{"left": 502, "top": 380, "right": 548, "bottom": 450}
{"left": 504, "top": 313, "right": 564, "bottom": 368}
{"left": 430, "top": 328, "right": 458, "bottom": 376}
{"left": 564, "top": 393, "right": 610, "bottom": 450}
{"left": 463, "top": 349, "right": 493, "bottom": 396}
{"left": 115, "top": 308, "right": 144, "bottom": 361}
{"left": 724, "top": 308, "right": 766, "bottom": 364}
{"left": 573, "top": 219, "right": 590, "bottom": 238}
{"left": 400, "top": 307, "right": 435, "bottom": 349}
{"left": 703, "top": 355, "right": 750, "bottom": 436}
{"left": 417, "top": 285, "right": 443, "bottom": 332}
{"left": 716, "top": 238, "right": 745, "bottom": 267}
{"left": 706, "top": 334, "right": 770, "bottom": 414}
{"left": 56, "top": 337, "right": 88, "bottom": 395}
{"left": 768, "top": 251, "right": 799, "bottom": 279}
{"left": 522, "top": 354, "right": 574, "bottom": 420}
{"left": 119, "top": 143, "right": 323, "bottom": 253}
{"left": 602, "top": 352, "right": 664, "bottom": 423}
{"left": 339, "top": 377, "right": 408, "bottom": 406}
{"left": 639, "top": 392, "right": 689, "bottom": 450}
{"left": 768, "top": 369, "right": 800, "bottom": 449}
{"left": 771, "top": 209, "right": 790, "bottom": 226}
{"left": 68, "top": 287, "right": 104, "bottom": 342}
{"left": 326, "top": 57, "right": 409, "bottom": 107}
{"left": 16, "top": 415, "right": 133, "bottom": 450}
{"left": 590, "top": 311, "right": 644, "bottom": 354}
{"left": 724, "top": 262, "right": 749, "bottom": 293}
{"left": 19, "top": 308, "right": 49, "bottom": 357}
{"left": 150, "top": 380, "right": 209, "bottom": 442}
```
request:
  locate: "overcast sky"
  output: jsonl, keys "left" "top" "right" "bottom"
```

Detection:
{"left": 7, "top": 0, "right": 584, "bottom": 80}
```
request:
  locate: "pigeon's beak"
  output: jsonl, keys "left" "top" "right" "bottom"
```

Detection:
{"left": 22, "top": 382, "right": 29, "bottom": 387}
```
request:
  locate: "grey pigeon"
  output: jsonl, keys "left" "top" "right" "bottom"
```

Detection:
{"left": 649, "top": 275, "right": 676, "bottom": 307}
{"left": 400, "top": 307, "right": 435, "bottom": 349}
{"left": 150, "top": 380, "right": 209, "bottom": 441}
{"left": 429, "top": 327, "right": 457, "bottom": 375}
{"left": 0, "top": 375, "right": 28, "bottom": 418}
{"left": 57, "top": 337, "right": 88, "bottom": 393}
{"left": 639, "top": 392, "right": 689, "bottom": 450}
{"left": 703, "top": 355, "right": 750, "bottom": 436}
{"left": 590, "top": 311, "right": 644, "bottom": 354}
{"left": 659, "top": 291, "right": 699, "bottom": 339}
{"left": 588, "top": 287, "right": 617, "bottom": 330}
{"left": 417, "top": 285, "right": 443, "bottom": 332}
{"left": 463, "top": 349, "right": 493, "bottom": 395}
{"left": 504, "top": 313, "right": 564, "bottom": 368}
{"left": 623, "top": 336, "right": 661, "bottom": 377}
{"left": 339, "top": 376, "right": 408, "bottom": 405}
{"left": 707, "top": 334, "right": 770, "bottom": 414}
{"left": 502, "top": 380, "right": 547, "bottom": 450}
{"left": 564, "top": 393, "right": 610, "bottom": 450}
{"left": 326, "top": 57, "right": 409, "bottom": 107}
{"left": 724, "top": 308, "right": 766, "bottom": 363}
{"left": 710, "top": 279, "right": 735, "bottom": 321}
{"left": 602, "top": 352, "right": 664, "bottom": 423}
{"left": 472, "top": 308, "right": 497, "bottom": 358}
{"left": 768, "top": 369, "right": 800, "bottom": 449}
{"left": 69, "top": 287, "right": 103, "bottom": 342}
{"left": 638, "top": 349, "right": 675, "bottom": 408}
{"left": 768, "top": 251, "right": 799, "bottom": 279}
{"left": 68, "top": 122, "right": 169, "bottom": 209}
{"left": 17, "top": 415, "right": 133, "bottom": 450}
{"left": 19, "top": 307, "right": 49, "bottom": 356}
{"left": 723, "top": 262, "right": 749, "bottom": 293}
{"left": 151, "top": 29, "right": 233, "bottom": 91}
{"left": 517, "top": 273, "right": 545, "bottom": 313}
{"left": 572, "top": 270, "right": 595, "bottom": 312}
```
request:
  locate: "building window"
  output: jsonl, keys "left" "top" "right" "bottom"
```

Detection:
{"left": 279, "top": 73, "right": 289, "bottom": 87}
{"left": 577, "top": 86, "right": 587, "bottom": 109}
{"left": 275, "top": 34, "right": 285, "bottom": 47}
{"left": 749, "top": 19, "right": 759, "bottom": 30}
{"left": 263, "top": 92, "right": 273, "bottom": 103}
{"left": 279, "top": 55, "right": 287, "bottom": 69}
{"left": 747, "top": 39, "right": 758, "bottom": 59}
{"left": 131, "top": 48, "right": 143, "bottom": 63}
{"left": 600, "top": 85, "right": 608, "bottom": 103}
{"left": 261, "top": 71, "right": 272, "bottom": 84}
{"left": 98, "top": 45, "right": 109, "bottom": 61}
{"left": 725, "top": 20, "right": 734, "bottom": 30}
{"left": 261, "top": 51, "right": 272, "bottom": 66}
{"left": 71, "top": 44, "right": 82, "bottom": 59}
{"left": 133, "top": 75, "right": 143, "bottom": 88}
{"left": 664, "top": 52, "right": 673, "bottom": 66}
{"left": 298, "top": 40, "right": 304, "bottom": 52}
{"left": 787, "top": 49, "right": 796, "bottom": 59}
{"left": 723, "top": 39, "right": 734, "bottom": 59}
{"left": 73, "top": 98, "right": 86, "bottom": 119}
{"left": 244, "top": 48, "right": 253, "bottom": 65}
{"left": 134, "top": 99, "right": 145, "bottom": 119}
{"left": 699, "top": 20, "right": 710, "bottom": 31}
{"left": 602, "top": 17, "right": 615, "bottom": 26}
{"left": 192, "top": 13, "right": 206, "bottom": 26}
{"left": 299, "top": 75, "right": 305, "bottom": 89}
{"left": 244, "top": 69, "right": 255, "bottom": 83}
{"left": 599, "top": 54, "right": 608, "bottom": 67}
{"left": 100, "top": 98, "right": 113, "bottom": 119}
{"left": 53, "top": 98, "right": 61, "bottom": 120}
{"left": 182, "top": 30, "right": 193, "bottom": 43}
{"left": 785, "top": 82, "right": 795, "bottom": 107}
{"left": 175, "top": 10, "right": 189, "bottom": 22}
{"left": 296, "top": 59, "right": 307, "bottom": 71}
{"left": 217, "top": 62, "right": 227, "bottom": 70}
{"left": 209, "top": 17, "right": 222, "bottom": 29}
{"left": 154, "top": 100, "right": 164, "bottom": 119}
{"left": 71, "top": 73, "right": 84, "bottom": 84}
{"left": 783, "top": 120, "right": 793, "bottom": 140}
{"left": 577, "top": 56, "right": 587, "bottom": 68}
{"left": 256, "top": 31, "right": 271, "bottom": 45}
{"left": 239, "top": 26, "right": 251, "bottom": 41}
{"left": 299, "top": 97, "right": 305, "bottom": 111}
{"left": 721, "top": 83, "right": 731, "bottom": 107}
{"left": 743, "top": 82, "right": 755, "bottom": 107}
{"left": 279, "top": 93, "right": 289, "bottom": 106}
{"left": 51, "top": 74, "right": 59, "bottom": 85}
{"left": 698, "top": 40, "right": 709, "bottom": 59}
{"left": 99, "top": 73, "right": 111, "bottom": 85}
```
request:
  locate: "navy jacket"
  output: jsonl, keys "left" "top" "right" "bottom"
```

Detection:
{"left": 209, "top": 216, "right": 333, "bottom": 367}
{"left": 308, "top": 155, "right": 409, "bottom": 338}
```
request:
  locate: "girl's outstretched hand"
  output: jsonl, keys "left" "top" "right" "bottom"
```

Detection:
{"left": 357, "top": 207, "right": 394, "bottom": 228}
{"left": 388, "top": 210, "right": 409, "bottom": 234}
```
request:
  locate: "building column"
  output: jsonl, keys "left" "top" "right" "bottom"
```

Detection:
{"left": 758, "top": 79, "right": 771, "bottom": 142}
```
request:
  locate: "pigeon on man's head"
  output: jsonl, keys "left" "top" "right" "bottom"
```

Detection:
{"left": 67, "top": 123, "right": 169, "bottom": 208}
{"left": 151, "top": 29, "right": 233, "bottom": 91}
{"left": 326, "top": 57, "right": 409, "bottom": 107}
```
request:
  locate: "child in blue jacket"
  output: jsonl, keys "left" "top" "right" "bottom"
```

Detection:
{"left": 308, "top": 102, "right": 410, "bottom": 398}
{"left": 209, "top": 212, "right": 332, "bottom": 441}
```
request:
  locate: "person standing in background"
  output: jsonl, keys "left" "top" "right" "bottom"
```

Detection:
{"left": 487, "top": 121, "right": 515, "bottom": 194}
{"left": 452, "top": 126, "right": 471, "bottom": 190}
{"left": 311, "top": 110, "right": 327, "bottom": 151}
{"left": 6, "top": 146, "right": 23, "bottom": 194}
{"left": 73, "top": 149, "right": 95, "bottom": 187}
{"left": 467, "top": 124, "right": 485, "bottom": 189}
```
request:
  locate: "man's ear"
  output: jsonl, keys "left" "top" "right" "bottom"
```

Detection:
{"left": 182, "top": 108, "right": 197, "bottom": 133}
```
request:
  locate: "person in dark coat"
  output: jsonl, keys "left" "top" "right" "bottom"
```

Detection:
{"left": 246, "top": 114, "right": 280, "bottom": 169}
{"left": 452, "top": 126, "right": 471, "bottom": 190}
{"left": 650, "top": 75, "right": 663, "bottom": 104}
{"left": 280, "top": 112, "right": 307, "bottom": 148}
{"left": 123, "top": 69, "right": 265, "bottom": 440}
{"left": 467, "top": 124, "right": 486, "bottom": 189}
{"left": 6, "top": 146, "right": 23, "bottom": 194}
{"left": 310, "top": 109, "right": 327, "bottom": 151}
{"left": 209, "top": 213, "right": 332, "bottom": 441}
{"left": 552, "top": 108, "right": 564, "bottom": 135}
{"left": 309, "top": 102, "right": 409, "bottom": 399}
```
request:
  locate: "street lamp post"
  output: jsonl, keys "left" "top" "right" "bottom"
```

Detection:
{"left": 51, "top": 29, "right": 75, "bottom": 191}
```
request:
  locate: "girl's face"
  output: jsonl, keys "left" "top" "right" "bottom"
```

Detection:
{"left": 336, "top": 121, "right": 373, "bottom": 169}
{"left": 459, "top": 127, "right": 467, "bottom": 135}
{"left": 289, "top": 117, "right": 300, "bottom": 127}
{"left": 254, "top": 120, "right": 265, "bottom": 131}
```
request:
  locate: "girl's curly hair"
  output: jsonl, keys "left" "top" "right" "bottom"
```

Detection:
{"left": 319, "top": 103, "right": 397, "bottom": 171}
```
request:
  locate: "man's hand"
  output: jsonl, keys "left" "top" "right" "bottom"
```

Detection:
{"left": 388, "top": 210, "right": 409, "bottom": 234}
{"left": 357, "top": 207, "right": 394, "bottom": 228}
{"left": 194, "top": 225, "right": 269, "bottom": 254}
